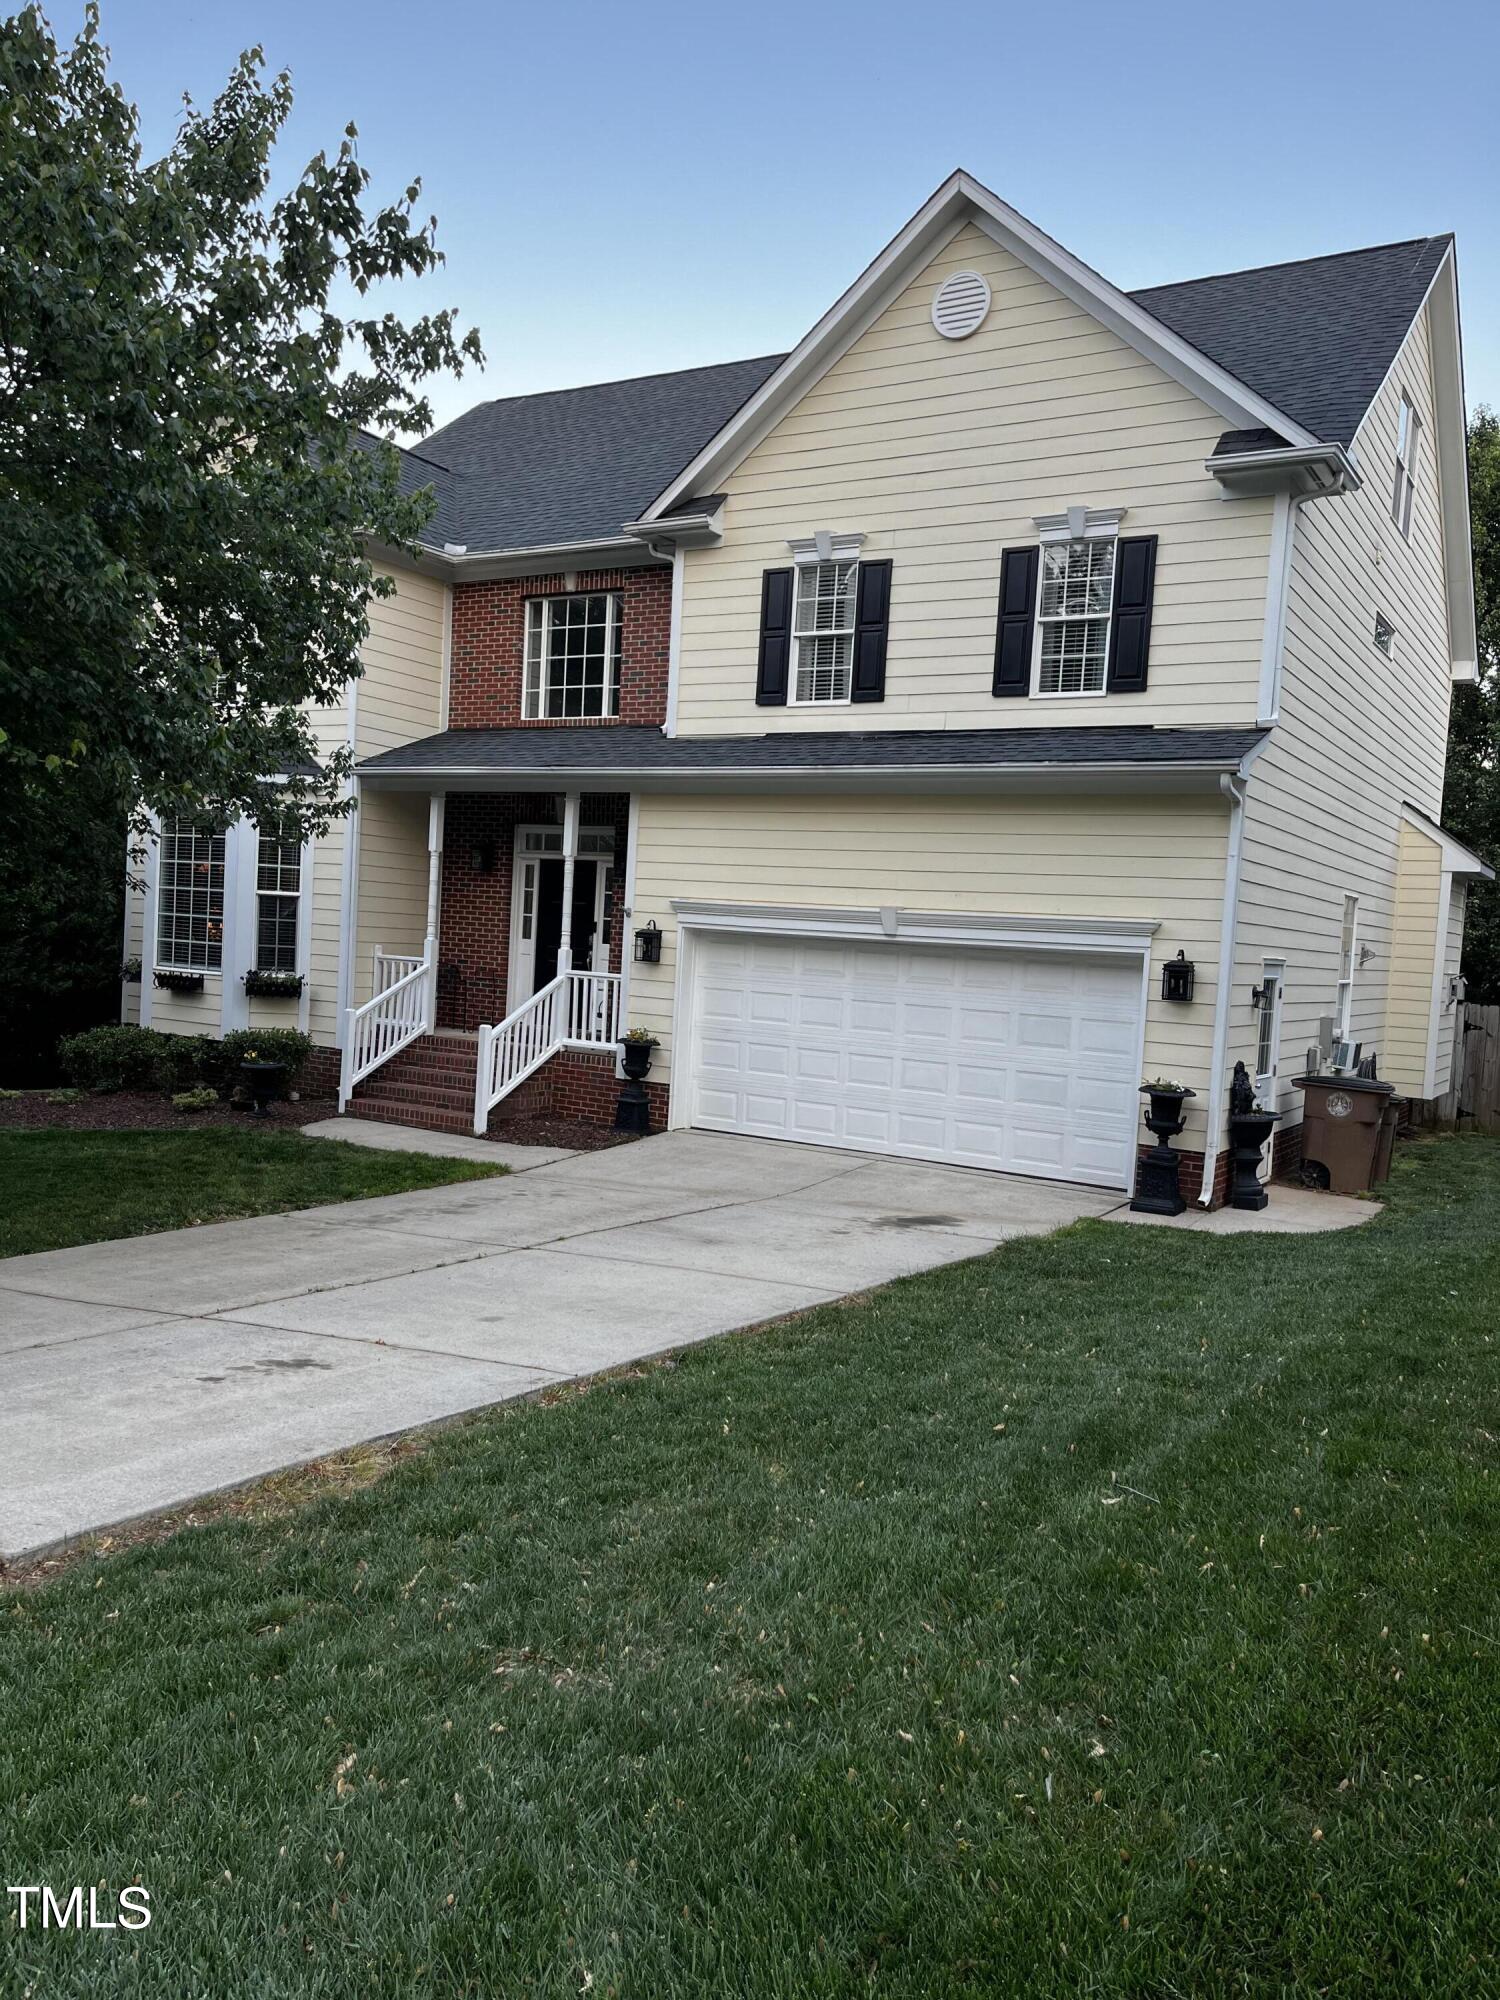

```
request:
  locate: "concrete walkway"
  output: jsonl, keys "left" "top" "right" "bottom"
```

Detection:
{"left": 0, "top": 1132, "right": 1115, "bottom": 1557}
{"left": 301, "top": 1114, "right": 576, "bottom": 1170}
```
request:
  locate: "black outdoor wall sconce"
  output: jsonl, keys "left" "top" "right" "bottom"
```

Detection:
{"left": 1161, "top": 951, "right": 1195, "bottom": 1003}
{"left": 471, "top": 839, "right": 498, "bottom": 875}
{"left": 633, "top": 921, "right": 663, "bottom": 964}
{"left": 1250, "top": 980, "right": 1271, "bottom": 1009}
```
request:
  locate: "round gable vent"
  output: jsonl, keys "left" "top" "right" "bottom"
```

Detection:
{"left": 931, "top": 270, "right": 991, "bottom": 340}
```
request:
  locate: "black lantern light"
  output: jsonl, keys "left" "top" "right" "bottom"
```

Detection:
{"left": 471, "top": 838, "right": 498, "bottom": 875}
{"left": 1161, "top": 950, "right": 1195, "bottom": 1003}
{"left": 633, "top": 921, "right": 663, "bottom": 965}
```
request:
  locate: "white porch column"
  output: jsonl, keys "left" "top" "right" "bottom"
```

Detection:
{"left": 424, "top": 792, "right": 445, "bottom": 1028}
{"left": 556, "top": 790, "right": 580, "bottom": 977}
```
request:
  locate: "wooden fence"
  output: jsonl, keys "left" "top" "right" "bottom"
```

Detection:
{"left": 1415, "top": 1004, "right": 1500, "bottom": 1131}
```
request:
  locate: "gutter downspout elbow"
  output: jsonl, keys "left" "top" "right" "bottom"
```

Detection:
{"left": 1198, "top": 769, "right": 1250, "bottom": 1206}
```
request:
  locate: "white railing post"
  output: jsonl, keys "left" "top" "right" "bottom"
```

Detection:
{"left": 470, "top": 970, "right": 625, "bottom": 1133}
{"left": 473, "top": 1023, "right": 494, "bottom": 1135}
{"left": 423, "top": 932, "right": 439, "bottom": 1032}
{"left": 339, "top": 1008, "right": 356, "bottom": 1110}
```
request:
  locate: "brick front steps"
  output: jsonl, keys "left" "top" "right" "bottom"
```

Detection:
{"left": 348, "top": 1032, "right": 479, "bottom": 1136}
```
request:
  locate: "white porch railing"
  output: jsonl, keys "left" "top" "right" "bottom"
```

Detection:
{"left": 339, "top": 947, "right": 434, "bottom": 1109}
{"left": 474, "top": 970, "right": 622, "bottom": 1133}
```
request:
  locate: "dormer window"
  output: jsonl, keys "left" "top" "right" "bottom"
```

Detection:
{"left": 1392, "top": 394, "right": 1421, "bottom": 539}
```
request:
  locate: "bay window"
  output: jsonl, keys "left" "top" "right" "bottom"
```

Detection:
{"left": 156, "top": 818, "right": 226, "bottom": 971}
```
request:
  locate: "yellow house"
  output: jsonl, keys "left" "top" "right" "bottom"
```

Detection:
{"left": 124, "top": 172, "right": 1490, "bottom": 1204}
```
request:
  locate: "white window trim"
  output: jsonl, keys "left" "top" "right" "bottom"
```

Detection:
{"left": 254, "top": 819, "right": 304, "bottom": 974}
{"left": 1335, "top": 894, "right": 1359, "bottom": 1039}
{"left": 522, "top": 591, "right": 622, "bottom": 721}
{"left": 153, "top": 816, "right": 227, "bottom": 976}
{"left": 1029, "top": 507, "right": 1125, "bottom": 701}
{"left": 1392, "top": 394, "right": 1420, "bottom": 540}
{"left": 1373, "top": 610, "right": 1396, "bottom": 659}
{"left": 786, "top": 544, "right": 862, "bottom": 708}
{"left": 1255, "top": 957, "right": 1286, "bottom": 1105}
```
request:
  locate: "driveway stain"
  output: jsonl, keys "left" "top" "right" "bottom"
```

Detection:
{"left": 196, "top": 1357, "right": 335, "bottom": 1382}
{"left": 869, "top": 1214, "right": 963, "bottom": 1230}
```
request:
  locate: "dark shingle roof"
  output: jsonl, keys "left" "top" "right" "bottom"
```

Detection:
{"left": 1129, "top": 236, "right": 1452, "bottom": 445}
{"left": 403, "top": 357, "right": 784, "bottom": 554}
{"left": 362, "top": 233, "right": 1449, "bottom": 554}
{"left": 358, "top": 724, "right": 1264, "bottom": 778}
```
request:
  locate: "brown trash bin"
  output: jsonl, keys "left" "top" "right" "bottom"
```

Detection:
{"left": 1292, "top": 1074, "right": 1395, "bottom": 1195}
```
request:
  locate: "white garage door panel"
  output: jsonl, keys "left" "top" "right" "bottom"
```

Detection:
{"left": 688, "top": 935, "right": 1143, "bottom": 1188}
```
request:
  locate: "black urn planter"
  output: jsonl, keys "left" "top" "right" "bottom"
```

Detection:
{"left": 1131, "top": 1084, "right": 1196, "bottom": 1216}
{"left": 614, "top": 1039, "right": 658, "bottom": 1135}
{"left": 1226, "top": 1063, "right": 1280, "bottom": 1210}
{"left": 239, "top": 1059, "right": 289, "bottom": 1118}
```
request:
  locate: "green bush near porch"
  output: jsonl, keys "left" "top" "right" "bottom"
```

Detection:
{"left": 57, "top": 1023, "right": 314, "bottom": 1097}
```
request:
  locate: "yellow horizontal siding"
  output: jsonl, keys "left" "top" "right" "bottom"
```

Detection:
{"left": 675, "top": 221, "right": 1272, "bottom": 737}
{"left": 628, "top": 791, "right": 1228, "bottom": 1145}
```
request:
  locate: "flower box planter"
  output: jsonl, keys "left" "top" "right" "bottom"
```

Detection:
{"left": 1131, "top": 1082, "right": 1196, "bottom": 1216}
{"left": 243, "top": 971, "right": 304, "bottom": 1000}
{"left": 153, "top": 970, "right": 204, "bottom": 995}
{"left": 614, "top": 1035, "right": 660, "bottom": 1135}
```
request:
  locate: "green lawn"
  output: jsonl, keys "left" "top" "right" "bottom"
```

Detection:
{"left": 3, "top": 1137, "right": 1497, "bottom": 1996}
{"left": 0, "top": 1128, "right": 504, "bottom": 1256}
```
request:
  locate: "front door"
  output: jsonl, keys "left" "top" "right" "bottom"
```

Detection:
{"left": 508, "top": 826, "right": 615, "bottom": 1008}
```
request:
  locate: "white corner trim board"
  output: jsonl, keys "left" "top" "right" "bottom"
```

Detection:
{"left": 669, "top": 899, "right": 1160, "bottom": 955}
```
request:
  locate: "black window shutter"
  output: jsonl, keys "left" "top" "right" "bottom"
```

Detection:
{"left": 755, "top": 568, "right": 793, "bottom": 706}
{"left": 850, "top": 558, "right": 893, "bottom": 704}
{"left": 1106, "top": 535, "right": 1158, "bottom": 694}
{"left": 992, "top": 545, "right": 1039, "bottom": 697}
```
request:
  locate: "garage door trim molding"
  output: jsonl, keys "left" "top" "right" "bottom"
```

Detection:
{"left": 669, "top": 899, "right": 1159, "bottom": 956}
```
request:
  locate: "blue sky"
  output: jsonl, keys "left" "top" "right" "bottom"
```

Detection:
{"left": 103, "top": 0, "right": 1500, "bottom": 436}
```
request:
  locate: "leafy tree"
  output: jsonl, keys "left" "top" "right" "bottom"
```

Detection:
{"left": 0, "top": 3, "right": 481, "bottom": 844}
{"left": 1445, "top": 408, "right": 1500, "bottom": 1001}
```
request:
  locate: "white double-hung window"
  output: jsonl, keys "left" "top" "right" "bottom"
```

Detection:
{"left": 791, "top": 555, "right": 859, "bottom": 705}
{"left": 1032, "top": 508, "right": 1123, "bottom": 697}
{"left": 1392, "top": 394, "right": 1421, "bottom": 538}
{"left": 523, "top": 593, "right": 621, "bottom": 719}
{"left": 156, "top": 818, "right": 226, "bottom": 971}
{"left": 255, "top": 820, "right": 303, "bottom": 971}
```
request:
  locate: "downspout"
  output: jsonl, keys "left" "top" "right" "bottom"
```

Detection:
{"left": 1199, "top": 769, "right": 1251, "bottom": 1205}
{"left": 649, "top": 539, "right": 684, "bottom": 738}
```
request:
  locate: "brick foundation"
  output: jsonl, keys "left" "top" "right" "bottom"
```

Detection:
{"left": 1134, "top": 1143, "right": 1231, "bottom": 1209}
{"left": 297, "top": 1045, "right": 343, "bottom": 1100}
{"left": 449, "top": 568, "right": 671, "bottom": 730}
{"left": 436, "top": 792, "right": 629, "bottom": 1032}
{"left": 490, "top": 1047, "right": 669, "bottom": 1135}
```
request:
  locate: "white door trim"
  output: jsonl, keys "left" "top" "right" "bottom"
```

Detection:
{"left": 507, "top": 823, "right": 616, "bottom": 1012}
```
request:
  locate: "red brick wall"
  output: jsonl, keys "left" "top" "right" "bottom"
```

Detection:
{"left": 1135, "top": 1144, "right": 1231, "bottom": 1208}
{"left": 436, "top": 792, "right": 630, "bottom": 1031}
{"left": 449, "top": 568, "right": 671, "bottom": 730}
{"left": 490, "top": 1047, "right": 669, "bottom": 1134}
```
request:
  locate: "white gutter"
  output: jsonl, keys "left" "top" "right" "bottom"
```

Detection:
{"left": 1205, "top": 442, "right": 1362, "bottom": 498}
{"left": 356, "top": 755, "right": 1250, "bottom": 785}
{"left": 1198, "top": 767, "right": 1254, "bottom": 1206}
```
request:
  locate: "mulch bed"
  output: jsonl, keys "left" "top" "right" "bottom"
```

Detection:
{"left": 485, "top": 1115, "right": 640, "bottom": 1153}
{"left": 0, "top": 1090, "right": 339, "bottom": 1132}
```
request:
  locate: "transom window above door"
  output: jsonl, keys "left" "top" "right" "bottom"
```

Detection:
{"left": 1035, "top": 535, "right": 1117, "bottom": 696}
{"left": 523, "top": 593, "right": 621, "bottom": 719}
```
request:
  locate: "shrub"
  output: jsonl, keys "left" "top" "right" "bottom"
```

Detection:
{"left": 46, "top": 1087, "right": 85, "bottom": 1105}
{"left": 58, "top": 1024, "right": 170, "bottom": 1092}
{"left": 172, "top": 1086, "right": 219, "bottom": 1114}
{"left": 155, "top": 1034, "right": 216, "bottom": 1092}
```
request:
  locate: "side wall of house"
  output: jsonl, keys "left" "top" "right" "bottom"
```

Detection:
{"left": 626, "top": 790, "right": 1228, "bottom": 1152}
{"left": 672, "top": 220, "right": 1274, "bottom": 737}
{"left": 1434, "top": 882, "right": 1466, "bottom": 1097}
{"left": 1234, "top": 294, "right": 1454, "bottom": 1113}
{"left": 1382, "top": 822, "right": 1442, "bottom": 1093}
{"left": 141, "top": 563, "right": 448, "bottom": 1050}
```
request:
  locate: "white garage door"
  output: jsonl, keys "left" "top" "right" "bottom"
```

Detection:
{"left": 686, "top": 933, "right": 1143, "bottom": 1188}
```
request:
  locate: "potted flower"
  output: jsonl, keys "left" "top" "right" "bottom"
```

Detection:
{"left": 153, "top": 968, "right": 204, "bottom": 994}
{"left": 614, "top": 1028, "right": 660, "bottom": 1135}
{"left": 1131, "top": 1078, "right": 1198, "bottom": 1217}
{"left": 237, "top": 1046, "right": 289, "bottom": 1118}
{"left": 120, "top": 956, "right": 142, "bottom": 984}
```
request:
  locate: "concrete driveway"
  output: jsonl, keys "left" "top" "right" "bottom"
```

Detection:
{"left": 0, "top": 1132, "right": 1116, "bottom": 1557}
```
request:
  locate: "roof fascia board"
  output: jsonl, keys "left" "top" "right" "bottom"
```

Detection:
{"left": 1204, "top": 442, "right": 1361, "bottom": 498}
{"left": 362, "top": 532, "right": 666, "bottom": 581}
{"left": 640, "top": 170, "right": 1320, "bottom": 522}
{"left": 1426, "top": 252, "right": 1478, "bottom": 677}
{"left": 355, "top": 759, "right": 1238, "bottom": 798}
